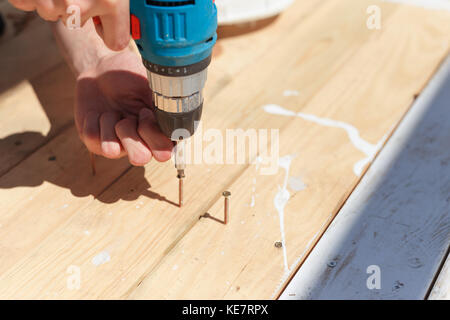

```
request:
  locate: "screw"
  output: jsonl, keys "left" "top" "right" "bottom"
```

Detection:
{"left": 89, "top": 152, "right": 96, "bottom": 176}
{"left": 327, "top": 261, "right": 337, "bottom": 268}
{"left": 178, "top": 170, "right": 185, "bottom": 208}
{"left": 223, "top": 191, "right": 231, "bottom": 224}
{"left": 274, "top": 241, "right": 283, "bottom": 248}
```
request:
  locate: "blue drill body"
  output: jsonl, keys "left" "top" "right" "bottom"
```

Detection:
{"left": 130, "top": 0, "right": 218, "bottom": 67}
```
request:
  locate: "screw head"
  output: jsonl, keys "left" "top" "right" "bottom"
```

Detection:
{"left": 223, "top": 191, "right": 231, "bottom": 198}
{"left": 274, "top": 241, "right": 283, "bottom": 248}
{"left": 327, "top": 261, "right": 337, "bottom": 268}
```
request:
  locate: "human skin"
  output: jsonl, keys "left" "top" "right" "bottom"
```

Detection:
{"left": 52, "top": 19, "right": 173, "bottom": 166}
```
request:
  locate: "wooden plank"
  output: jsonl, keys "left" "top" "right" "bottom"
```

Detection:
{"left": 0, "top": 63, "right": 75, "bottom": 176}
{"left": 0, "top": 3, "right": 71, "bottom": 176}
{"left": 0, "top": 0, "right": 322, "bottom": 291}
{"left": 429, "top": 254, "right": 450, "bottom": 300}
{"left": 0, "top": 8, "right": 62, "bottom": 93}
{"left": 281, "top": 56, "right": 450, "bottom": 300}
{"left": 0, "top": 126, "right": 133, "bottom": 277}
{"left": 0, "top": 0, "right": 448, "bottom": 299}
{"left": 0, "top": 0, "right": 321, "bottom": 281}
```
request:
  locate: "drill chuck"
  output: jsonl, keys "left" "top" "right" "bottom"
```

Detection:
{"left": 144, "top": 55, "right": 211, "bottom": 140}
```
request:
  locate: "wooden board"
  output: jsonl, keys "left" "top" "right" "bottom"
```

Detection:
{"left": 281, "top": 56, "right": 450, "bottom": 300}
{"left": 0, "top": 0, "right": 449, "bottom": 299}
{"left": 429, "top": 254, "right": 450, "bottom": 300}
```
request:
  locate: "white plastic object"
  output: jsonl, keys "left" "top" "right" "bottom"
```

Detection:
{"left": 216, "top": 0, "right": 294, "bottom": 25}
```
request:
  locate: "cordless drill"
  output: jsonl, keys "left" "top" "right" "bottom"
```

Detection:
{"left": 130, "top": 0, "right": 218, "bottom": 206}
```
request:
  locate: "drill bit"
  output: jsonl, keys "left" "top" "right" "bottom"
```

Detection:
{"left": 175, "top": 139, "right": 186, "bottom": 207}
{"left": 177, "top": 169, "right": 185, "bottom": 207}
{"left": 89, "top": 152, "right": 96, "bottom": 176}
{"left": 223, "top": 191, "right": 231, "bottom": 224}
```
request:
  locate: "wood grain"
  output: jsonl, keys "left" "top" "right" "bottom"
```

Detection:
{"left": 0, "top": 0, "right": 448, "bottom": 299}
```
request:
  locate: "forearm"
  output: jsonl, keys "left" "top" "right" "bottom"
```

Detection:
{"left": 51, "top": 20, "right": 117, "bottom": 77}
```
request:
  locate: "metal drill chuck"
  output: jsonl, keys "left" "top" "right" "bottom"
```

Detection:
{"left": 144, "top": 56, "right": 211, "bottom": 141}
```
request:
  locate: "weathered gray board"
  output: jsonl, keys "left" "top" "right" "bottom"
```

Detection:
{"left": 281, "top": 56, "right": 450, "bottom": 300}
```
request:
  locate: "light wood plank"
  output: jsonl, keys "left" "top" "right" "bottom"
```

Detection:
{"left": 0, "top": 63, "right": 75, "bottom": 176}
{"left": 281, "top": 57, "right": 450, "bottom": 300}
{"left": 0, "top": 0, "right": 448, "bottom": 299}
{"left": 0, "top": 0, "right": 322, "bottom": 293}
{"left": 429, "top": 254, "right": 450, "bottom": 300}
{"left": 0, "top": 3, "right": 70, "bottom": 176}
{"left": 0, "top": 9, "right": 62, "bottom": 93}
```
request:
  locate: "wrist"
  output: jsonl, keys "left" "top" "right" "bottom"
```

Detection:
{"left": 52, "top": 20, "right": 133, "bottom": 78}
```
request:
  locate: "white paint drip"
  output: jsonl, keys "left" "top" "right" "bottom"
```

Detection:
{"left": 263, "top": 104, "right": 386, "bottom": 176}
{"left": 250, "top": 195, "right": 256, "bottom": 207}
{"left": 274, "top": 155, "right": 295, "bottom": 273}
{"left": 92, "top": 250, "right": 111, "bottom": 266}
{"left": 288, "top": 176, "right": 307, "bottom": 192}
{"left": 283, "top": 90, "right": 300, "bottom": 97}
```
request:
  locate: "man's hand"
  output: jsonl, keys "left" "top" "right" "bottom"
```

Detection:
{"left": 9, "top": 0, "right": 130, "bottom": 50}
{"left": 76, "top": 49, "right": 173, "bottom": 166}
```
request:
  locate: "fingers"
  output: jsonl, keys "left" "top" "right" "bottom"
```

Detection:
{"left": 115, "top": 117, "right": 152, "bottom": 166}
{"left": 99, "top": 111, "right": 124, "bottom": 159}
{"left": 138, "top": 109, "right": 174, "bottom": 162}
{"left": 93, "top": 1, "right": 130, "bottom": 51}
{"left": 81, "top": 110, "right": 170, "bottom": 167}
{"left": 34, "top": 0, "right": 61, "bottom": 21}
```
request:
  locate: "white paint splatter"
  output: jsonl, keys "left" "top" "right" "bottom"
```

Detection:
{"left": 274, "top": 155, "right": 295, "bottom": 273}
{"left": 84, "top": 230, "right": 90, "bottom": 236}
{"left": 61, "top": 204, "right": 69, "bottom": 209}
{"left": 263, "top": 104, "right": 386, "bottom": 176}
{"left": 288, "top": 176, "right": 307, "bottom": 191}
{"left": 250, "top": 195, "right": 255, "bottom": 208}
{"left": 283, "top": 90, "right": 300, "bottom": 97}
{"left": 220, "top": 251, "right": 225, "bottom": 256}
{"left": 172, "top": 264, "right": 179, "bottom": 271}
{"left": 249, "top": 175, "right": 257, "bottom": 207}
{"left": 92, "top": 250, "right": 111, "bottom": 266}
